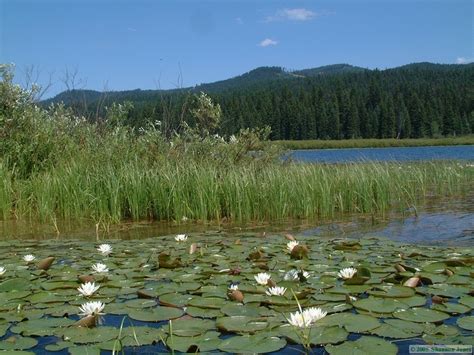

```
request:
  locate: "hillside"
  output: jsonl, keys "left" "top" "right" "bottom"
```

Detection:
{"left": 43, "top": 62, "right": 474, "bottom": 140}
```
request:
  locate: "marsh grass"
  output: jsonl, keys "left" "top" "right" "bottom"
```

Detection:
{"left": 1, "top": 158, "right": 471, "bottom": 225}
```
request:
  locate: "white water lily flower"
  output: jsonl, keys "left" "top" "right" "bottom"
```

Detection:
{"left": 0, "top": 267, "right": 5, "bottom": 276}
{"left": 288, "top": 307, "right": 327, "bottom": 328}
{"left": 303, "top": 307, "right": 327, "bottom": 323}
{"left": 254, "top": 272, "right": 271, "bottom": 285}
{"left": 97, "top": 244, "right": 112, "bottom": 256}
{"left": 77, "top": 282, "right": 100, "bottom": 297}
{"left": 288, "top": 311, "right": 312, "bottom": 328}
{"left": 78, "top": 301, "right": 105, "bottom": 317}
{"left": 338, "top": 267, "right": 357, "bottom": 280}
{"left": 92, "top": 263, "right": 109, "bottom": 273}
{"left": 175, "top": 234, "right": 188, "bottom": 242}
{"left": 286, "top": 241, "right": 299, "bottom": 252}
{"left": 228, "top": 284, "right": 239, "bottom": 291}
{"left": 284, "top": 269, "right": 310, "bottom": 281}
{"left": 266, "top": 286, "right": 287, "bottom": 296}
{"left": 23, "top": 255, "right": 36, "bottom": 262}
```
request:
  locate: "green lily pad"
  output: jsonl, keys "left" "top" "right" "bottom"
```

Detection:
{"left": 166, "top": 331, "right": 221, "bottom": 352}
{"left": 216, "top": 316, "right": 269, "bottom": 332}
{"left": 353, "top": 297, "right": 408, "bottom": 314}
{"left": 457, "top": 316, "right": 474, "bottom": 331}
{"left": 128, "top": 307, "right": 184, "bottom": 322}
{"left": 319, "top": 313, "right": 380, "bottom": 333}
{"left": 164, "top": 318, "right": 215, "bottom": 337}
{"left": 432, "top": 302, "right": 471, "bottom": 314}
{"left": 0, "top": 279, "right": 31, "bottom": 292}
{"left": 368, "top": 285, "right": 415, "bottom": 298}
{"left": 221, "top": 303, "right": 264, "bottom": 317}
{"left": 370, "top": 324, "right": 421, "bottom": 339}
{"left": 68, "top": 346, "right": 101, "bottom": 355}
{"left": 186, "top": 306, "right": 223, "bottom": 318}
{"left": 218, "top": 334, "right": 286, "bottom": 353}
{"left": 325, "top": 336, "right": 397, "bottom": 355}
{"left": 0, "top": 336, "right": 38, "bottom": 350}
{"left": 393, "top": 308, "right": 450, "bottom": 323}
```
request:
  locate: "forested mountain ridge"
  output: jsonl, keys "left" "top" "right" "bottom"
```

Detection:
{"left": 43, "top": 62, "right": 474, "bottom": 140}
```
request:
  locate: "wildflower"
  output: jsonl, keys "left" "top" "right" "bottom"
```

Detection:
{"left": 266, "top": 286, "right": 287, "bottom": 296}
{"left": 78, "top": 301, "right": 105, "bottom": 317}
{"left": 175, "top": 234, "right": 188, "bottom": 242}
{"left": 97, "top": 244, "right": 112, "bottom": 256}
{"left": 254, "top": 272, "right": 271, "bottom": 285}
{"left": 92, "top": 263, "right": 109, "bottom": 273}
{"left": 228, "top": 284, "right": 239, "bottom": 291}
{"left": 77, "top": 282, "right": 100, "bottom": 297}
{"left": 0, "top": 266, "right": 5, "bottom": 276}
{"left": 284, "top": 269, "right": 310, "bottom": 281}
{"left": 23, "top": 255, "right": 36, "bottom": 262}
{"left": 287, "top": 241, "right": 299, "bottom": 252}
{"left": 338, "top": 267, "right": 357, "bottom": 280}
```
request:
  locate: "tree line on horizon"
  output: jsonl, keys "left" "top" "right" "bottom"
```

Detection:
{"left": 48, "top": 63, "right": 473, "bottom": 140}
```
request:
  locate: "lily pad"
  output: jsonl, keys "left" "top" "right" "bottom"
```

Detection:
{"left": 0, "top": 336, "right": 38, "bottom": 350}
{"left": 320, "top": 313, "right": 380, "bottom": 333}
{"left": 325, "top": 336, "right": 397, "bottom": 355}
{"left": 128, "top": 307, "right": 184, "bottom": 322}
{"left": 218, "top": 334, "right": 286, "bottom": 353}
{"left": 457, "top": 316, "right": 474, "bottom": 331}
{"left": 393, "top": 308, "right": 450, "bottom": 323}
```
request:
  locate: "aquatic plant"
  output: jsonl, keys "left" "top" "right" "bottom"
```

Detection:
{"left": 78, "top": 301, "right": 106, "bottom": 317}
{"left": 97, "top": 244, "right": 112, "bottom": 256}
{"left": 254, "top": 272, "right": 271, "bottom": 285}
{"left": 266, "top": 286, "right": 287, "bottom": 296}
{"left": 23, "top": 255, "right": 35, "bottom": 263}
{"left": 92, "top": 263, "right": 109, "bottom": 273}
{"left": 174, "top": 234, "right": 188, "bottom": 242}
{"left": 78, "top": 282, "right": 100, "bottom": 297}
{"left": 338, "top": 267, "right": 357, "bottom": 280}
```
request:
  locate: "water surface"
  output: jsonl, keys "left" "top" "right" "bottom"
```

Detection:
{"left": 289, "top": 145, "right": 474, "bottom": 163}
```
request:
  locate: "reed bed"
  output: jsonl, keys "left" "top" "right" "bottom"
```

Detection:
{"left": 1, "top": 159, "right": 471, "bottom": 224}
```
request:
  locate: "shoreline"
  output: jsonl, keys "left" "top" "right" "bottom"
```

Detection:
{"left": 275, "top": 136, "right": 474, "bottom": 150}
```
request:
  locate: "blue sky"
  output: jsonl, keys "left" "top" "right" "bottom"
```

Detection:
{"left": 1, "top": 0, "right": 472, "bottom": 96}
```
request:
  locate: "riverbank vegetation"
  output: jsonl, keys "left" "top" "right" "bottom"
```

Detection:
{"left": 277, "top": 136, "right": 474, "bottom": 150}
{"left": 1, "top": 65, "right": 472, "bottom": 227}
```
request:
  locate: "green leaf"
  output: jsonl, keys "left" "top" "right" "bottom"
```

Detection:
{"left": 325, "top": 336, "right": 397, "bottom": 355}
{"left": 218, "top": 334, "right": 286, "bottom": 353}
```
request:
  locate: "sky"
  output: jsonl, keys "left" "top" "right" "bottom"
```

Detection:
{"left": 1, "top": 0, "right": 472, "bottom": 97}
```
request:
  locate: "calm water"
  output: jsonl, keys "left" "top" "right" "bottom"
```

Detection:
{"left": 289, "top": 145, "right": 474, "bottom": 163}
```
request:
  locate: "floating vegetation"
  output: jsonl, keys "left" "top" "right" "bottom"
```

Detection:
{"left": 0, "top": 233, "right": 472, "bottom": 353}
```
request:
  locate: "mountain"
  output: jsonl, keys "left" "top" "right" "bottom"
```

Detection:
{"left": 43, "top": 63, "right": 368, "bottom": 105}
{"left": 42, "top": 62, "right": 473, "bottom": 141}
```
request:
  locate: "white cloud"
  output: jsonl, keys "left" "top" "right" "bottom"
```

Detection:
{"left": 266, "top": 8, "right": 317, "bottom": 22}
{"left": 456, "top": 57, "right": 471, "bottom": 64}
{"left": 127, "top": 27, "right": 137, "bottom": 32}
{"left": 236, "top": 17, "right": 243, "bottom": 25}
{"left": 259, "top": 38, "right": 278, "bottom": 47}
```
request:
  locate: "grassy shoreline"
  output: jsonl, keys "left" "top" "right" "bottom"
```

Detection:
{"left": 275, "top": 136, "right": 474, "bottom": 150}
{"left": 1, "top": 161, "right": 472, "bottom": 226}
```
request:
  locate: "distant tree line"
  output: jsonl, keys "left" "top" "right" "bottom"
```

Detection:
{"left": 48, "top": 63, "right": 474, "bottom": 140}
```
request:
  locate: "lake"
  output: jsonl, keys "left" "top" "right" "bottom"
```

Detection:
{"left": 0, "top": 145, "right": 472, "bottom": 354}
{"left": 288, "top": 145, "right": 474, "bottom": 163}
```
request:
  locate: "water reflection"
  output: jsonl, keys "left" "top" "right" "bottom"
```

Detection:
{"left": 1, "top": 195, "right": 472, "bottom": 246}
